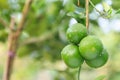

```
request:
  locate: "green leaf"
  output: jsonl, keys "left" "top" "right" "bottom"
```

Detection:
{"left": 115, "top": 9, "right": 120, "bottom": 14}
{"left": 95, "top": 75, "right": 106, "bottom": 80}
{"left": 67, "top": 6, "right": 85, "bottom": 19}
{"left": 106, "top": 8, "right": 112, "bottom": 18}
{"left": 100, "top": 2, "right": 113, "bottom": 19}
{"left": 102, "top": 2, "right": 111, "bottom": 12}
{"left": 64, "top": 0, "right": 75, "bottom": 12}
{"left": 74, "top": 6, "right": 85, "bottom": 14}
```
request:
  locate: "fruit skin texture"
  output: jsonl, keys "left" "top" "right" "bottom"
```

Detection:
{"left": 61, "top": 44, "right": 84, "bottom": 68}
{"left": 79, "top": 35, "right": 103, "bottom": 60}
{"left": 66, "top": 23, "right": 87, "bottom": 44}
{"left": 86, "top": 49, "right": 109, "bottom": 68}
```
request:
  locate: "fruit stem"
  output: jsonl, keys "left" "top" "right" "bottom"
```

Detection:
{"left": 85, "top": 0, "right": 89, "bottom": 30}
{"left": 78, "top": 66, "right": 81, "bottom": 80}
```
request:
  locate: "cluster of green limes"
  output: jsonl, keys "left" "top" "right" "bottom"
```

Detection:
{"left": 61, "top": 23, "right": 108, "bottom": 68}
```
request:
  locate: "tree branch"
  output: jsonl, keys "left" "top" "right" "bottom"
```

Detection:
{"left": 15, "top": 0, "right": 33, "bottom": 38}
{"left": 3, "top": 16, "right": 16, "bottom": 80}
{"left": 3, "top": 0, "right": 33, "bottom": 80}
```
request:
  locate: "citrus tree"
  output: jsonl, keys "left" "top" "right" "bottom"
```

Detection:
{"left": 0, "top": 0, "right": 120, "bottom": 80}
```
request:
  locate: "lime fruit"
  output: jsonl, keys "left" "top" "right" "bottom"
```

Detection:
{"left": 79, "top": 35, "right": 103, "bottom": 60}
{"left": 66, "top": 23, "right": 87, "bottom": 44}
{"left": 86, "top": 49, "right": 109, "bottom": 68}
{"left": 61, "top": 44, "right": 84, "bottom": 68}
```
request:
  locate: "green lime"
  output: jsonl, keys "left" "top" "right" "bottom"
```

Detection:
{"left": 66, "top": 23, "right": 87, "bottom": 44}
{"left": 86, "top": 49, "right": 109, "bottom": 68}
{"left": 61, "top": 44, "right": 84, "bottom": 68}
{"left": 79, "top": 35, "right": 103, "bottom": 60}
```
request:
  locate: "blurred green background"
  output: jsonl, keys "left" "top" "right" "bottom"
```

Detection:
{"left": 0, "top": 0, "right": 120, "bottom": 80}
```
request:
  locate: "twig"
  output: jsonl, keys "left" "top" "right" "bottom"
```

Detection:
{"left": 86, "top": 0, "right": 89, "bottom": 30}
{"left": 3, "top": 0, "right": 33, "bottom": 80}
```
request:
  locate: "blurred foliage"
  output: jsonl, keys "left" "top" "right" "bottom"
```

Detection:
{"left": 95, "top": 75, "right": 105, "bottom": 80}
{"left": 0, "top": 0, "right": 120, "bottom": 80}
{"left": 112, "top": 0, "right": 120, "bottom": 10}
{"left": 0, "top": 0, "right": 9, "bottom": 9}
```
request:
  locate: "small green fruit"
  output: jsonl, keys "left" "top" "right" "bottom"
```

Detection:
{"left": 79, "top": 35, "right": 103, "bottom": 60}
{"left": 66, "top": 23, "right": 87, "bottom": 44}
{"left": 86, "top": 49, "right": 109, "bottom": 68}
{"left": 61, "top": 44, "right": 84, "bottom": 68}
